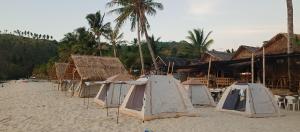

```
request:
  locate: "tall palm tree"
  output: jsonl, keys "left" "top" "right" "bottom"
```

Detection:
{"left": 138, "top": 0, "right": 163, "bottom": 73}
{"left": 186, "top": 29, "right": 214, "bottom": 57}
{"left": 86, "top": 11, "right": 111, "bottom": 56}
{"left": 286, "top": 0, "right": 294, "bottom": 91}
{"left": 107, "top": 0, "right": 163, "bottom": 74}
{"left": 105, "top": 26, "right": 126, "bottom": 57}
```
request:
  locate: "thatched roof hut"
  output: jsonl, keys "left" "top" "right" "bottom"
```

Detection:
{"left": 55, "top": 63, "right": 69, "bottom": 81}
{"left": 231, "top": 45, "right": 259, "bottom": 60}
{"left": 156, "top": 56, "right": 189, "bottom": 67}
{"left": 256, "top": 33, "right": 300, "bottom": 55}
{"left": 201, "top": 51, "right": 233, "bottom": 62}
{"left": 64, "top": 55, "right": 127, "bottom": 81}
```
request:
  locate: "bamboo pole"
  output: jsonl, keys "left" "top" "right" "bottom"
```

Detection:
{"left": 263, "top": 47, "right": 266, "bottom": 86}
{"left": 167, "top": 62, "right": 170, "bottom": 75}
{"left": 171, "top": 62, "right": 175, "bottom": 75}
{"left": 207, "top": 57, "right": 212, "bottom": 87}
{"left": 117, "top": 83, "right": 123, "bottom": 124}
{"left": 251, "top": 53, "right": 254, "bottom": 83}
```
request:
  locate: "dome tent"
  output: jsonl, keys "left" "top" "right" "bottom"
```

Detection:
{"left": 216, "top": 83, "right": 280, "bottom": 117}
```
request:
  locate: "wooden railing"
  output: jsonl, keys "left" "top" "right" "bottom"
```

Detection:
{"left": 216, "top": 78, "right": 234, "bottom": 87}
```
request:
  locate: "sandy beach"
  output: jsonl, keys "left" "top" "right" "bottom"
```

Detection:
{"left": 0, "top": 80, "right": 299, "bottom": 132}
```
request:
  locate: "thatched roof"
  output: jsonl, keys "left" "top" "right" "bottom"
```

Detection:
{"left": 65, "top": 55, "right": 127, "bottom": 81}
{"left": 106, "top": 73, "right": 133, "bottom": 82}
{"left": 201, "top": 51, "right": 233, "bottom": 62}
{"left": 157, "top": 56, "right": 189, "bottom": 67}
{"left": 256, "top": 33, "right": 300, "bottom": 55}
{"left": 231, "top": 45, "right": 259, "bottom": 60}
{"left": 55, "top": 63, "right": 68, "bottom": 80}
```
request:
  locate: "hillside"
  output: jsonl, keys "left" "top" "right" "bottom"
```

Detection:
{"left": 0, "top": 34, "right": 58, "bottom": 80}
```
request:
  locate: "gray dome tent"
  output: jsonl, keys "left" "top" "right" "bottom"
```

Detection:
{"left": 216, "top": 83, "right": 281, "bottom": 117}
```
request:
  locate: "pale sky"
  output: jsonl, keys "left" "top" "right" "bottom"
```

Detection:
{"left": 0, "top": 0, "right": 299, "bottom": 50}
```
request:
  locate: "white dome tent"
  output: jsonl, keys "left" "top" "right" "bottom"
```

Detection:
{"left": 216, "top": 83, "right": 281, "bottom": 117}
{"left": 120, "top": 75, "right": 199, "bottom": 121}
{"left": 182, "top": 78, "right": 216, "bottom": 107}
{"left": 93, "top": 74, "right": 133, "bottom": 108}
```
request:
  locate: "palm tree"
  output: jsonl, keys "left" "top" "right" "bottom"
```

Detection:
{"left": 286, "top": 0, "right": 294, "bottom": 91}
{"left": 186, "top": 29, "right": 214, "bottom": 57}
{"left": 149, "top": 35, "right": 161, "bottom": 56}
{"left": 138, "top": 0, "right": 163, "bottom": 73}
{"left": 86, "top": 11, "right": 111, "bottom": 56}
{"left": 105, "top": 26, "right": 126, "bottom": 57}
{"left": 107, "top": 0, "right": 163, "bottom": 74}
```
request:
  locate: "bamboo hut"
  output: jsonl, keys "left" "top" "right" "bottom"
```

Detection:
{"left": 64, "top": 55, "right": 127, "bottom": 98}
{"left": 255, "top": 33, "right": 300, "bottom": 92}
{"left": 55, "top": 63, "right": 69, "bottom": 91}
{"left": 200, "top": 51, "right": 233, "bottom": 62}
{"left": 231, "top": 45, "right": 259, "bottom": 60}
{"left": 154, "top": 56, "right": 189, "bottom": 78}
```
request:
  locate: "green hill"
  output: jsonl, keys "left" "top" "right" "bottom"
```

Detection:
{"left": 0, "top": 34, "right": 58, "bottom": 80}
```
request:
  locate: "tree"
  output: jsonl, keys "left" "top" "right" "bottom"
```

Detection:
{"left": 149, "top": 35, "right": 161, "bottom": 56}
{"left": 286, "top": 0, "right": 294, "bottom": 91}
{"left": 105, "top": 26, "right": 126, "bottom": 57}
{"left": 186, "top": 29, "right": 214, "bottom": 57}
{"left": 107, "top": 0, "right": 163, "bottom": 74}
{"left": 86, "top": 11, "right": 111, "bottom": 56}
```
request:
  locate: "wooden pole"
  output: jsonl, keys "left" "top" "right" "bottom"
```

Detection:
{"left": 207, "top": 57, "right": 212, "bottom": 87}
{"left": 117, "top": 83, "right": 123, "bottom": 124}
{"left": 263, "top": 47, "right": 266, "bottom": 86}
{"left": 171, "top": 62, "right": 175, "bottom": 75}
{"left": 167, "top": 62, "right": 170, "bottom": 75}
{"left": 251, "top": 53, "right": 254, "bottom": 83}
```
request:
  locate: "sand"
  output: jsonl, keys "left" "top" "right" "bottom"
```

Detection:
{"left": 0, "top": 80, "right": 299, "bottom": 132}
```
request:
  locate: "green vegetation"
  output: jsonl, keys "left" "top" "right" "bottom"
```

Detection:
{"left": 0, "top": 33, "right": 57, "bottom": 80}
{"left": 186, "top": 29, "right": 214, "bottom": 57}
{"left": 0, "top": 0, "right": 214, "bottom": 79}
{"left": 107, "top": 0, "right": 164, "bottom": 73}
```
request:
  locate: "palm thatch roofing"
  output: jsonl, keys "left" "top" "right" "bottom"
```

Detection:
{"left": 156, "top": 56, "right": 189, "bottom": 67}
{"left": 231, "top": 45, "right": 259, "bottom": 60}
{"left": 106, "top": 73, "right": 134, "bottom": 82}
{"left": 55, "top": 63, "right": 68, "bottom": 80}
{"left": 256, "top": 33, "right": 300, "bottom": 55}
{"left": 201, "top": 51, "right": 233, "bottom": 62}
{"left": 64, "top": 55, "right": 127, "bottom": 81}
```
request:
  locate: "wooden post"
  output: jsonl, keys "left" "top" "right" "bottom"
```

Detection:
{"left": 263, "top": 47, "right": 266, "bottom": 86}
{"left": 251, "top": 53, "right": 254, "bottom": 83}
{"left": 207, "top": 57, "right": 212, "bottom": 87}
{"left": 117, "top": 83, "right": 123, "bottom": 124}
{"left": 171, "top": 62, "right": 175, "bottom": 75}
{"left": 167, "top": 62, "right": 170, "bottom": 75}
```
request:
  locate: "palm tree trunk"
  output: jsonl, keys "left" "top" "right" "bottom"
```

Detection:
{"left": 144, "top": 29, "right": 159, "bottom": 74}
{"left": 98, "top": 37, "right": 103, "bottom": 56}
{"left": 137, "top": 23, "right": 145, "bottom": 75}
{"left": 286, "top": 0, "right": 294, "bottom": 91}
{"left": 113, "top": 42, "right": 117, "bottom": 57}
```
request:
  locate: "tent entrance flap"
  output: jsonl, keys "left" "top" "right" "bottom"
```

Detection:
{"left": 125, "top": 85, "right": 146, "bottom": 111}
{"left": 99, "top": 85, "right": 109, "bottom": 101}
{"left": 222, "top": 89, "right": 246, "bottom": 111}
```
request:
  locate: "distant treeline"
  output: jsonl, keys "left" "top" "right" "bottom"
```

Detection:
{"left": 0, "top": 34, "right": 58, "bottom": 80}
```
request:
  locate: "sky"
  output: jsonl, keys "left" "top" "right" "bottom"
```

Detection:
{"left": 0, "top": 0, "right": 299, "bottom": 50}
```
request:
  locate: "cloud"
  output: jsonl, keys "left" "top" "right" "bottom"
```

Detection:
{"left": 187, "top": 0, "right": 219, "bottom": 16}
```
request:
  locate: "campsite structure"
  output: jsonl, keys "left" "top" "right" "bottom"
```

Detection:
{"left": 55, "top": 63, "right": 69, "bottom": 91}
{"left": 182, "top": 78, "right": 216, "bottom": 107}
{"left": 120, "top": 75, "right": 198, "bottom": 121}
{"left": 94, "top": 73, "right": 133, "bottom": 108}
{"left": 216, "top": 83, "right": 280, "bottom": 117}
{"left": 63, "top": 55, "right": 127, "bottom": 97}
